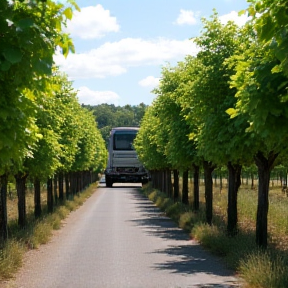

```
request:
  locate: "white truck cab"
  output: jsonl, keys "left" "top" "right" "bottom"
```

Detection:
{"left": 104, "top": 127, "right": 149, "bottom": 187}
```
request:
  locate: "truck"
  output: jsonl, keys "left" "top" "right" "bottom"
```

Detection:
{"left": 104, "top": 127, "right": 149, "bottom": 187}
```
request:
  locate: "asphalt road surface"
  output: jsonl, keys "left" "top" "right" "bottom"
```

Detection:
{"left": 3, "top": 183, "right": 242, "bottom": 288}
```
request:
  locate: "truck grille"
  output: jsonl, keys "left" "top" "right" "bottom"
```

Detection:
{"left": 113, "top": 153, "right": 137, "bottom": 158}
{"left": 116, "top": 167, "right": 139, "bottom": 173}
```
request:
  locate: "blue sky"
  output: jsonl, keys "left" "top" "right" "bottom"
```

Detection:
{"left": 54, "top": 0, "right": 250, "bottom": 107}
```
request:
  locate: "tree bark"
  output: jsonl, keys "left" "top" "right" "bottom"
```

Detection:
{"left": 161, "top": 170, "right": 165, "bottom": 193}
{"left": 173, "top": 169, "right": 179, "bottom": 202}
{"left": 193, "top": 164, "right": 200, "bottom": 211}
{"left": 34, "top": 178, "right": 42, "bottom": 218}
{"left": 166, "top": 169, "right": 172, "bottom": 198}
{"left": 0, "top": 174, "right": 8, "bottom": 246}
{"left": 69, "top": 172, "right": 76, "bottom": 196}
{"left": 65, "top": 173, "right": 70, "bottom": 200}
{"left": 254, "top": 151, "right": 278, "bottom": 248}
{"left": 182, "top": 170, "right": 189, "bottom": 205}
{"left": 203, "top": 161, "right": 216, "bottom": 225}
{"left": 227, "top": 162, "right": 242, "bottom": 236}
{"left": 53, "top": 176, "right": 58, "bottom": 205}
{"left": 58, "top": 172, "right": 64, "bottom": 201}
{"left": 15, "top": 172, "right": 28, "bottom": 228}
{"left": 47, "top": 178, "right": 53, "bottom": 213}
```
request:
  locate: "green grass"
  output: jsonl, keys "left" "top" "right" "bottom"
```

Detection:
{"left": 142, "top": 182, "right": 288, "bottom": 288}
{"left": 0, "top": 182, "right": 98, "bottom": 281}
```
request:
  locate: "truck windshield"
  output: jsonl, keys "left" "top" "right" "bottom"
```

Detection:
{"left": 113, "top": 131, "right": 137, "bottom": 150}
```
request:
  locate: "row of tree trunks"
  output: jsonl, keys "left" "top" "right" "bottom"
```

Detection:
{"left": 0, "top": 170, "right": 99, "bottom": 247}
{"left": 148, "top": 152, "right": 280, "bottom": 249}
{"left": 150, "top": 168, "right": 200, "bottom": 209}
{"left": 149, "top": 168, "right": 200, "bottom": 207}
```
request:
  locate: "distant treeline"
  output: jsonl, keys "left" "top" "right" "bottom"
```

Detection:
{"left": 83, "top": 103, "right": 148, "bottom": 146}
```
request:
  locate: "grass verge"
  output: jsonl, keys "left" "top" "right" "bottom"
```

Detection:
{"left": 142, "top": 183, "right": 288, "bottom": 288}
{"left": 0, "top": 183, "right": 98, "bottom": 281}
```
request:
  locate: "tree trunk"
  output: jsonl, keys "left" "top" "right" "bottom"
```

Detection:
{"left": 173, "top": 169, "right": 179, "bottom": 202}
{"left": 166, "top": 169, "right": 172, "bottom": 198}
{"left": 47, "top": 178, "right": 53, "bottom": 213}
{"left": 76, "top": 171, "right": 81, "bottom": 194}
{"left": 227, "top": 162, "right": 242, "bottom": 236}
{"left": 254, "top": 151, "right": 278, "bottom": 248}
{"left": 65, "top": 173, "right": 70, "bottom": 200}
{"left": 161, "top": 170, "right": 165, "bottom": 193}
{"left": 58, "top": 172, "right": 64, "bottom": 201}
{"left": 182, "top": 170, "right": 189, "bottom": 205}
{"left": 193, "top": 164, "right": 200, "bottom": 211}
{"left": 157, "top": 170, "right": 161, "bottom": 190}
{"left": 251, "top": 172, "right": 254, "bottom": 189}
{"left": 53, "top": 176, "right": 58, "bottom": 205}
{"left": 0, "top": 174, "right": 8, "bottom": 246}
{"left": 34, "top": 178, "right": 42, "bottom": 218}
{"left": 203, "top": 161, "right": 216, "bottom": 225}
{"left": 15, "top": 172, "right": 28, "bottom": 228}
{"left": 69, "top": 172, "right": 75, "bottom": 196}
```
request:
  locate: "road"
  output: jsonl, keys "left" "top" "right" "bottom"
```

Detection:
{"left": 3, "top": 183, "right": 242, "bottom": 288}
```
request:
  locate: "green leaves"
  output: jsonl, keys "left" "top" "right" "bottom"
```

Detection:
{"left": 2, "top": 48, "right": 22, "bottom": 64}
{"left": 63, "top": 7, "right": 73, "bottom": 20}
{"left": 16, "top": 18, "right": 34, "bottom": 29}
{"left": 0, "top": 0, "right": 80, "bottom": 171}
{"left": 0, "top": 60, "right": 11, "bottom": 71}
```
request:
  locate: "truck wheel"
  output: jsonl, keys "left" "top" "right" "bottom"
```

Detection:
{"left": 106, "top": 177, "right": 113, "bottom": 188}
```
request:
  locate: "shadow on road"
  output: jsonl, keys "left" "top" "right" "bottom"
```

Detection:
{"left": 128, "top": 190, "right": 239, "bottom": 286}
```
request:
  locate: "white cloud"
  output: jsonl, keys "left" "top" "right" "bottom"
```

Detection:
{"left": 139, "top": 76, "right": 160, "bottom": 88}
{"left": 175, "top": 9, "right": 198, "bottom": 25}
{"left": 64, "top": 5, "right": 120, "bottom": 39}
{"left": 77, "top": 86, "right": 120, "bottom": 105}
{"left": 54, "top": 38, "right": 199, "bottom": 79}
{"left": 219, "top": 11, "right": 249, "bottom": 26}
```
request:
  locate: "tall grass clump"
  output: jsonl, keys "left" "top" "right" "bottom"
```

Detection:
{"left": 28, "top": 221, "right": 53, "bottom": 249}
{"left": 192, "top": 223, "right": 229, "bottom": 256}
{"left": 166, "top": 202, "right": 185, "bottom": 221}
{"left": 239, "top": 251, "right": 288, "bottom": 288}
{"left": 0, "top": 241, "right": 24, "bottom": 280}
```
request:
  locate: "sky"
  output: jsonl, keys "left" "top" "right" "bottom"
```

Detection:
{"left": 54, "top": 0, "right": 250, "bottom": 107}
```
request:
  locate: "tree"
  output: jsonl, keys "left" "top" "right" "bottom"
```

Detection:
{"left": 182, "top": 12, "right": 251, "bottom": 230}
{"left": 153, "top": 63, "right": 199, "bottom": 204}
{"left": 229, "top": 19, "right": 288, "bottom": 247}
{"left": 0, "top": 0, "right": 79, "bottom": 240}
{"left": 246, "top": 0, "right": 288, "bottom": 77}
